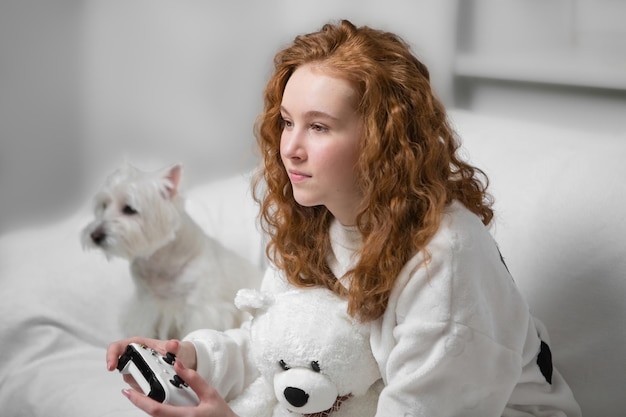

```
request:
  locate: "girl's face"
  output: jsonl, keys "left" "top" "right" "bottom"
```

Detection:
{"left": 280, "top": 64, "right": 363, "bottom": 226}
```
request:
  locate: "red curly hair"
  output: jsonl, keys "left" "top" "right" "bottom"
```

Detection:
{"left": 253, "top": 19, "right": 493, "bottom": 322}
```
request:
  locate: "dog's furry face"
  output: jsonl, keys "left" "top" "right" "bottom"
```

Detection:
{"left": 81, "top": 164, "right": 183, "bottom": 260}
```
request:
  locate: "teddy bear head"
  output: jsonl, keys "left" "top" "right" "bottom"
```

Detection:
{"left": 235, "top": 287, "right": 381, "bottom": 416}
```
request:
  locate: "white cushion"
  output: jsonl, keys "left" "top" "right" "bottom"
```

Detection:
{"left": 450, "top": 109, "right": 626, "bottom": 416}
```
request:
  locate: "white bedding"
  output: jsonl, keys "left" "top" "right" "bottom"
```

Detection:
{"left": 1, "top": 111, "right": 624, "bottom": 416}
{"left": 0, "top": 174, "right": 263, "bottom": 416}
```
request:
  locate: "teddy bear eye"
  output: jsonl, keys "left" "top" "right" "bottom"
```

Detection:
{"left": 279, "top": 359, "right": 290, "bottom": 371}
{"left": 311, "top": 361, "right": 320, "bottom": 373}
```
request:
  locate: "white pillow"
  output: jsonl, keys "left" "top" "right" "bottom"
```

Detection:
{"left": 450, "top": 109, "right": 626, "bottom": 416}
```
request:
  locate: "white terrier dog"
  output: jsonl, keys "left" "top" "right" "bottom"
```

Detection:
{"left": 81, "top": 162, "right": 262, "bottom": 340}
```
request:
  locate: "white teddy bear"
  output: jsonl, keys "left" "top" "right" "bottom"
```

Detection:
{"left": 229, "top": 287, "right": 383, "bottom": 417}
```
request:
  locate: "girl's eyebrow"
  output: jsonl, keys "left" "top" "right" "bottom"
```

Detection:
{"left": 280, "top": 106, "right": 339, "bottom": 122}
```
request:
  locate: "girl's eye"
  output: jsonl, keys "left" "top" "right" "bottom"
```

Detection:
{"left": 310, "top": 123, "right": 327, "bottom": 132}
{"left": 280, "top": 117, "right": 293, "bottom": 128}
{"left": 122, "top": 205, "right": 138, "bottom": 215}
{"left": 279, "top": 359, "right": 290, "bottom": 371}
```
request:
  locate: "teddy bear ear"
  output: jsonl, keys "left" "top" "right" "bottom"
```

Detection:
{"left": 235, "top": 288, "right": 274, "bottom": 316}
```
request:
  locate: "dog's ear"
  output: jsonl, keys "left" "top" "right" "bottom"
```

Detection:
{"left": 163, "top": 164, "right": 183, "bottom": 199}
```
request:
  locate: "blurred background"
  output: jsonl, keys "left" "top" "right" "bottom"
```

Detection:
{"left": 1, "top": 0, "right": 625, "bottom": 234}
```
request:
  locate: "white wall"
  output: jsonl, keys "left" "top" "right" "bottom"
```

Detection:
{"left": 1, "top": 0, "right": 459, "bottom": 233}
{"left": 454, "top": 0, "right": 626, "bottom": 135}
{"left": 4, "top": 1, "right": 625, "bottom": 233}
{"left": 82, "top": 0, "right": 459, "bottom": 184}
{"left": 0, "top": 0, "right": 85, "bottom": 233}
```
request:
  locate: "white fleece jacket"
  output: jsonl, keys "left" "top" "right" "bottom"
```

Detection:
{"left": 185, "top": 201, "right": 581, "bottom": 416}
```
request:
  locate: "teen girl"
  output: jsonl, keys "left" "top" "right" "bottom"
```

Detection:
{"left": 107, "top": 19, "right": 581, "bottom": 417}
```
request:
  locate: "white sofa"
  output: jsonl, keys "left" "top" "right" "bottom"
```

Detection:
{"left": 1, "top": 110, "right": 624, "bottom": 416}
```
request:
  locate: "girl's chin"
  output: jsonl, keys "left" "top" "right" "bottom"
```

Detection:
{"left": 294, "top": 199, "right": 318, "bottom": 208}
{"left": 292, "top": 193, "right": 319, "bottom": 209}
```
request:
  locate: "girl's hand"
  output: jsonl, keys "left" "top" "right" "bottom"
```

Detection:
{"left": 106, "top": 337, "right": 197, "bottom": 371}
{"left": 106, "top": 337, "right": 198, "bottom": 393}
{"left": 121, "top": 360, "right": 238, "bottom": 417}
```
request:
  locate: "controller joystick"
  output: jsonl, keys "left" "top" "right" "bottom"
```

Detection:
{"left": 117, "top": 343, "right": 199, "bottom": 406}
{"left": 163, "top": 352, "right": 176, "bottom": 365}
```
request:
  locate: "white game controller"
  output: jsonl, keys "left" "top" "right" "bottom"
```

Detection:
{"left": 117, "top": 342, "right": 199, "bottom": 406}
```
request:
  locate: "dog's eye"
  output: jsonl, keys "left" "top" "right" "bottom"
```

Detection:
{"left": 279, "top": 360, "right": 290, "bottom": 371}
{"left": 311, "top": 361, "right": 320, "bottom": 373}
{"left": 122, "top": 205, "right": 138, "bottom": 215}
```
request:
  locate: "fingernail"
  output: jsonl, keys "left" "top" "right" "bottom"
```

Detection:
{"left": 121, "top": 389, "right": 131, "bottom": 399}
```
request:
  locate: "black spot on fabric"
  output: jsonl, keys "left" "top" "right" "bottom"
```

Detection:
{"left": 537, "top": 340, "right": 553, "bottom": 384}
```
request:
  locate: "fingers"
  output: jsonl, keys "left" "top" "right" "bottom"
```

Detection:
{"left": 121, "top": 364, "right": 236, "bottom": 417}
{"left": 122, "top": 374, "right": 143, "bottom": 393}
{"left": 165, "top": 339, "right": 180, "bottom": 355}
{"left": 166, "top": 340, "right": 197, "bottom": 370}
{"left": 122, "top": 388, "right": 212, "bottom": 417}
{"left": 106, "top": 338, "right": 133, "bottom": 371}
{"left": 110, "top": 338, "right": 233, "bottom": 417}
{"left": 106, "top": 337, "right": 169, "bottom": 371}
{"left": 121, "top": 389, "right": 180, "bottom": 417}
{"left": 173, "top": 362, "right": 236, "bottom": 416}
{"left": 173, "top": 360, "right": 211, "bottom": 401}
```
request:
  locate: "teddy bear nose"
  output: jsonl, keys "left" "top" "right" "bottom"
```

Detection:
{"left": 284, "top": 387, "right": 309, "bottom": 408}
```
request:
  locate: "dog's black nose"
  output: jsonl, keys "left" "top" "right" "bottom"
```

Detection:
{"left": 90, "top": 228, "right": 106, "bottom": 245}
{"left": 284, "top": 387, "right": 309, "bottom": 408}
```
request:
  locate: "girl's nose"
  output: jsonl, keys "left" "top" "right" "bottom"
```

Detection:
{"left": 281, "top": 128, "right": 306, "bottom": 160}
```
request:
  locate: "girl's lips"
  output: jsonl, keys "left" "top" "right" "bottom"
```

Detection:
{"left": 288, "top": 170, "right": 311, "bottom": 183}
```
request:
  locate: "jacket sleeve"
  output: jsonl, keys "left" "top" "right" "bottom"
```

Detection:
{"left": 183, "top": 265, "right": 289, "bottom": 401}
{"left": 184, "top": 324, "right": 257, "bottom": 401}
{"left": 373, "top": 206, "right": 532, "bottom": 416}
{"left": 376, "top": 319, "right": 525, "bottom": 416}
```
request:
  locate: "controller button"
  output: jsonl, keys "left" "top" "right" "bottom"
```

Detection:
{"left": 163, "top": 352, "right": 176, "bottom": 365}
{"left": 170, "top": 374, "right": 188, "bottom": 388}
